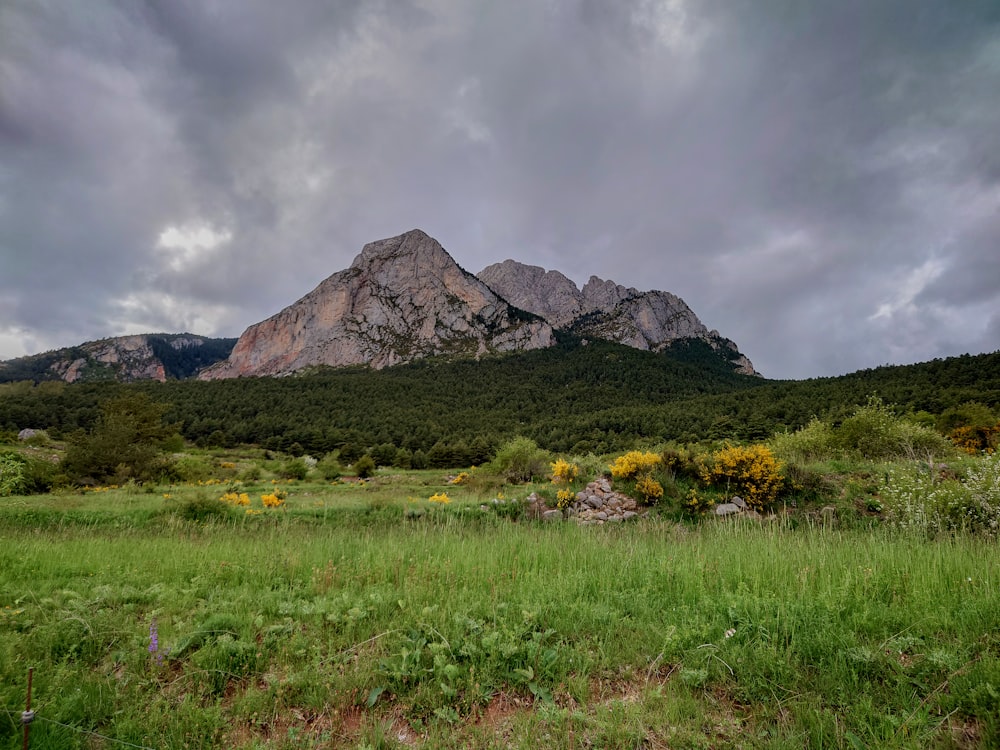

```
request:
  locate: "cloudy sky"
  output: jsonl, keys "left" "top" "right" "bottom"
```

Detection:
{"left": 2, "top": 1, "right": 999, "bottom": 379}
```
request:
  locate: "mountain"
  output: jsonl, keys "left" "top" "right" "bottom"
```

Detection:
{"left": 477, "top": 260, "right": 757, "bottom": 376}
{"left": 0, "top": 334, "right": 237, "bottom": 384}
{"left": 199, "top": 230, "right": 555, "bottom": 379}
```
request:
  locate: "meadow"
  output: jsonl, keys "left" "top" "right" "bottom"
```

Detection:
{"left": 2, "top": 467, "right": 998, "bottom": 749}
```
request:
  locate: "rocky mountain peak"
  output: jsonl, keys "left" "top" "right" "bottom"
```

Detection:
{"left": 581, "top": 276, "right": 638, "bottom": 311}
{"left": 200, "top": 231, "right": 555, "bottom": 379}
{"left": 476, "top": 259, "right": 757, "bottom": 376}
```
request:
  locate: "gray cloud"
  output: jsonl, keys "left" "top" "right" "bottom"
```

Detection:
{"left": 1, "top": 0, "right": 998, "bottom": 378}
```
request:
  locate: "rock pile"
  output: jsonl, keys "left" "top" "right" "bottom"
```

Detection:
{"left": 527, "top": 477, "right": 647, "bottom": 525}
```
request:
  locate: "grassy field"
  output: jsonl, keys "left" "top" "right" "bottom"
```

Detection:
{"left": 1, "top": 472, "right": 999, "bottom": 749}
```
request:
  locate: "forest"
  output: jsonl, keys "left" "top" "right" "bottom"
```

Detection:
{"left": 2, "top": 338, "right": 998, "bottom": 462}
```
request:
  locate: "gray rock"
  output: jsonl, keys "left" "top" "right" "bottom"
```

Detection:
{"left": 17, "top": 429, "right": 37, "bottom": 441}
{"left": 714, "top": 503, "right": 741, "bottom": 516}
{"left": 594, "top": 511, "right": 608, "bottom": 521}
{"left": 731, "top": 496, "right": 746, "bottom": 509}
{"left": 622, "top": 511, "right": 638, "bottom": 521}
{"left": 542, "top": 510, "right": 563, "bottom": 522}
{"left": 585, "top": 495, "right": 604, "bottom": 509}
{"left": 201, "top": 230, "right": 556, "bottom": 379}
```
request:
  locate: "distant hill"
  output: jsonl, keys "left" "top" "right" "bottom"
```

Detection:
{"left": 0, "top": 334, "right": 237, "bottom": 384}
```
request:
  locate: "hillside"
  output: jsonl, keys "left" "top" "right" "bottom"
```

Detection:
{"left": 2, "top": 341, "right": 998, "bottom": 458}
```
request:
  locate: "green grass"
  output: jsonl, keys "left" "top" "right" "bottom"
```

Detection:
{"left": 1, "top": 476, "right": 998, "bottom": 748}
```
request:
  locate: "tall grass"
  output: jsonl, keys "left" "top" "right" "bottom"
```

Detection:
{"left": 1, "top": 502, "right": 997, "bottom": 748}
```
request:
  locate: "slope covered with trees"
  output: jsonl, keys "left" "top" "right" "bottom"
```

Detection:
{"left": 1, "top": 341, "right": 998, "bottom": 461}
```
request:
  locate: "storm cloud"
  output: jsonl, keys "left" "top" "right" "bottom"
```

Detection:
{"left": 2, "top": 0, "right": 998, "bottom": 378}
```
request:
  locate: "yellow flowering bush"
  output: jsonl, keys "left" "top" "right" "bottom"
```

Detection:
{"left": 609, "top": 451, "right": 661, "bottom": 479}
{"left": 684, "top": 489, "right": 715, "bottom": 515}
{"left": 556, "top": 488, "right": 576, "bottom": 509}
{"left": 450, "top": 472, "right": 471, "bottom": 485}
{"left": 701, "top": 444, "right": 783, "bottom": 510}
{"left": 429, "top": 492, "right": 451, "bottom": 504}
{"left": 550, "top": 459, "right": 579, "bottom": 484}
{"left": 261, "top": 488, "right": 287, "bottom": 508}
{"left": 220, "top": 491, "right": 250, "bottom": 506}
{"left": 635, "top": 475, "right": 664, "bottom": 503}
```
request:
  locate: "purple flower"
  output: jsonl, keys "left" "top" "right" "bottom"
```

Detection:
{"left": 149, "top": 618, "right": 163, "bottom": 666}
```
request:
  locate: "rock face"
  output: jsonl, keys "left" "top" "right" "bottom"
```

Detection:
{"left": 201, "top": 230, "right": 555, "bottom": 379}
{"left": 0, "top": 334, "right": 236, "bottom": 384}
{"left": 478, "top": 260, "right": 757, "bottom": 375}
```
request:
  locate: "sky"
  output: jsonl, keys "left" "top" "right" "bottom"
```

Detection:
{"left": 2, "top": 1, "right": 999, "bottom": 380}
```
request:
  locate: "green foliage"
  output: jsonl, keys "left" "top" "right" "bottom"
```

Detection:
{"left": 354, "top": 454, "right": 376, "bottom": 479}
{"left": 0, "top": 451, "right": 27, "bottom": 496}
{"left": 61, "top": 392, "right": 177, "bottom": 484}
{"left": 835, "top": 396, "right": 951, "bottom": 460}
{"left": 280, "top": 457, "right": 309, "bottom": 480}
{"left": 174, "top": 494, "right": 236, "bottom": 523}
{"left": 487, "top": 436, "right": 550, "bottom": 484}
{"left": 881, "top": 453, "right": 1000, "bottom": 538}
{"left": 771, "top": 397, "right": 953, "bottom": 463}
{"left": 770, "top": 418, "right": 836, "bottom": 463}
{"left": 317, "top": 452, "right": 342, "bottom": 480}
{"left": 376, "top": 610, "right": 563, "bottom": 714}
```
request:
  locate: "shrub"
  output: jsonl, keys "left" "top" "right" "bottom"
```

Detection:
{"left": 635, "top": 474, "right": 664, "bottom": 503}
{"left": 0, "top": 451, "right": 28, "bottom": 496}
{"left": 661, "top": 446, "right": 702, "bottom": 481}
{"left": 317, "top": 453, "right": 342, "bottom": 481}
{"left": 61, "top": 393, "right": 177, "bottom": 484}
{"left": 555, "top": 488, "right": 575, "bottom": 509}
{"left": 261, "top": 488, "right": 286, "bottom": 508}
{"left": 549, "top": 458, "right": 579, "bottom": 484}
{"left": 882, "top": 454, "right": 1000, "bottom": 538}
{"left": 353, "top": 454, "right": 376, "bottom": 479}
{"left": 835, "top": 396, "right": 951, "bottom": 460}
{"left": 177, "top": 494, "right": 234, "bottom": 522}
{"left": 609, "top": 451, "right": 661, "bottom": 480}
{"left": 280, "top": 457, "right": 309, "bottom": 480}
{"left": 487, "top": 437, "right": 550, "bottom": 484}
{"left": 769, "top": 418, "right": 836, "bottom": 463}
{"left": 701, "top": 444, "right": 783, "bottom": 510}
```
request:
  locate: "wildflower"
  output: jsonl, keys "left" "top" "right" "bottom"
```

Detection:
{"left": 556, "top": 488, "right": 575, "bottom": 509}
{"left": 149, "top": 618, "right": 163, "bottom": 666}
{"left": 162, "top": 493, "right": 172, "bottom": 499}
{"left": 550, "top": 459, "right": 579, "bottom": 484}
{"left": 610, "top": 451, "right": 661, "bottom": 480}
{"left": 428, "top": 492, "right": 451, "bottom": 504}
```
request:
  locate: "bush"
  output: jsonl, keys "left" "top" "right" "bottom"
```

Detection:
{"left": 353, "top": 454, "right": 376, "bottom": 479}
{"left": 280, "top": 458, "right": 309, "bottom": 480}
{"left": 0, "top": 451, "right": 28, "bottom": 496}
{"left": 487, "top": 437, "right": 550, "bottom": 484}
{"left": 882, "top": 454, "right": 1000, "bottom": 538}
{"left": 770, "top": 418, "right": 836, "bottom": 463}
{"left": 549, "top": 458, "right": 579, "bottom": 484}
{"left": 61, "top": 393, "right": 177, "bottom": 484}
{"left": 835, "top": 396, "right": 951, "bottom": 460}
{"left": 701, "top": 444, "right": 784, "bottom": 510}
{"left": 317, "top": 453, "right": 342, "bottom": 481}
{"left": 609, "top": 451, "right": 661, "bottom": 480}
{"left": 176, "top": 495, "right": 234, "bottom": 523}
